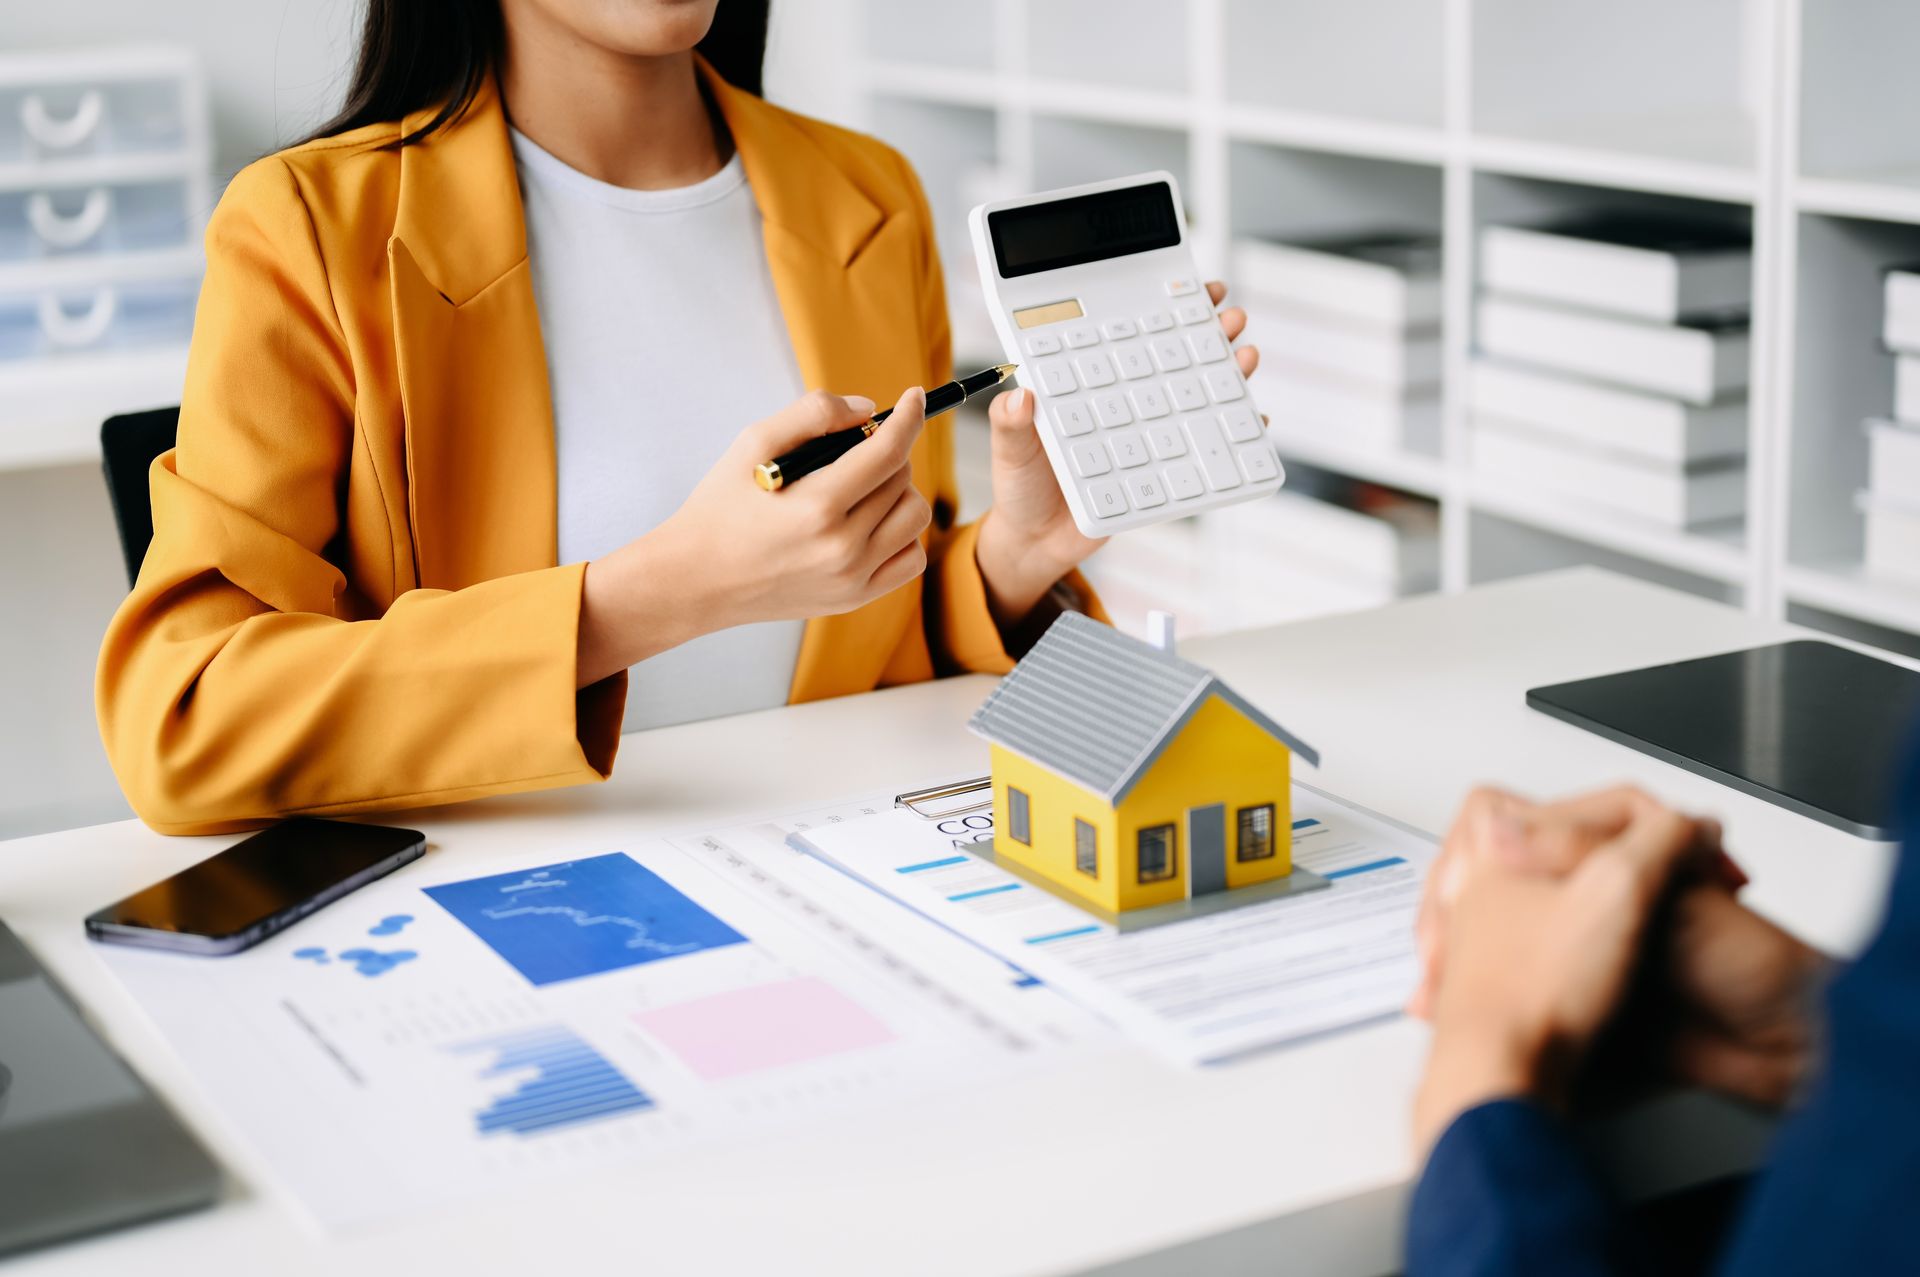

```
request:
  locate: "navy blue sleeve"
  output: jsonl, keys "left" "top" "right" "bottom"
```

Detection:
{"left": 1713, "top": 755, "right": 1920, "bottom": 1275}
{"left": 1406, "top": 1099, "right": 1641, "bottom": 1277}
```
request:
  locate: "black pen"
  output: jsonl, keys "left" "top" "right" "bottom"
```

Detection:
{"left": 754, "top": 363, "right": 1019, "bottom": 491}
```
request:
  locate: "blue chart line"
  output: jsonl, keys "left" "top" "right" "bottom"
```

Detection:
{"left": 424, "top": 853, "right": 746, "bottom": 987}
{"left": 1325, "top": 856, "right": 1408, "bottom": 880}
{"left": 1026, "top": 924, "right": 1101, "bottom": 945}
{"left": 897, "top": 855, "right": 969, "bottom": 874}
{"left": 452, "top": 1025, "right": 655, "bottom": 1137}
{"left": 949, "top": 883, "right": 1022, "bottom": 902}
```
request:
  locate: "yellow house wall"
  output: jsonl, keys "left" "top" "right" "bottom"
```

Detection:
{"left": 989, "top": 744, "right": 1121, "bottom": 912}
{"left": 1113, "top": 694, "right": 1293, "bottom": 909}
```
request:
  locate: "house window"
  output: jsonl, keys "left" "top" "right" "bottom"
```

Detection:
{"left": 1237, "top": 804, "right": 1276, "bottom": 862}
{"left": 1074, "top": 819, "right": 1098, "bottom": 877}
{"left": 1137, "top": 824, "right": 1176, "bottom": 882}
{"left": 1008, "top": 787, "right": 1031, "bottom": 845}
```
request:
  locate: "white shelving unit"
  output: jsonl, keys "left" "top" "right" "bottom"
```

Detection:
{"left": 849, "top": 0, "right": 1920, "bottom": 653}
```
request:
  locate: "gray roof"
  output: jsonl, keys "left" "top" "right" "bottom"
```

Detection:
{"left": 967, "top": 612, "right": 1318, "bottom": 804}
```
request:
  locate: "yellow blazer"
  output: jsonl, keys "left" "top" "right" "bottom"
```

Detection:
{"left": 97, "top": 64, "right": 1096, "bottom": 834}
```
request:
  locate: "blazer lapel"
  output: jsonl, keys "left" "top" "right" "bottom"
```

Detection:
{"left": 388, "top": 80, "right": 557, "bottom": 589}
{"left": 703, "top": 65, "right": 938, "bottom": 701}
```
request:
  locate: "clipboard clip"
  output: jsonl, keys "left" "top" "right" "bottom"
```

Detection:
{"left": 893, "top": 776, "right": 992, "bottom": 820}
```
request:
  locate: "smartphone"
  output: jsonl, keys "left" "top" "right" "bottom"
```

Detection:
{"left": 85, "top": 818, "right": 426, "bottom": 956}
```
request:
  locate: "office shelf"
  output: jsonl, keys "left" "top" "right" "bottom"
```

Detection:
{"left": 0, "top": 344, "right": 188, "bottom": 471}
{"left": 840, "top": 0, "right": 1920, "bottom": 648}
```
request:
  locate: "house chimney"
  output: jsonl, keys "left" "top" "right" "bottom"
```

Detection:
{"left": 1146, "top": 610, "right": 1176, "bottom": 656}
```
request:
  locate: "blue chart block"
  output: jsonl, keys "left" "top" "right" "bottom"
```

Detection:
{"left": 452, "top": 1025, "right": 655, "bottom": 1137}
{"left": 424, "top": 852, "right": 746, "bottom": 987}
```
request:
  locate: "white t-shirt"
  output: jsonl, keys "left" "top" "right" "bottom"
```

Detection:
{"left": 512, "top": 129, "right": 807, "bottom": 733}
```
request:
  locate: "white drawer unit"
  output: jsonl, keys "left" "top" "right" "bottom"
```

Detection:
{"left": 0, "top": 253, "right": 200, "bottom": 362}
{"left": 0, "top": 47, "right": 208, "bottom": 172}
{"left": 970, "top": 172, "right": 1283, "bottom": 537}
{"left": 0, "top": 46, "right": 210, "bottom": 379}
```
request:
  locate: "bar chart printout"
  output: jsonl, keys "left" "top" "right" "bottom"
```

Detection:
{"left": 452, "top": 1025, "right": 655, "bottom": 1137}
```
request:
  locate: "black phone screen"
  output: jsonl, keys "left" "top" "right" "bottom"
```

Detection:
{"left": 90, "top": 819, "right": 425, "bottom": 939}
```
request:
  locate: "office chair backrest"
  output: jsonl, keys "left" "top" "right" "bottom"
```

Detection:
{"left": 99, "top": 407, "right": 180, "bottom": 589}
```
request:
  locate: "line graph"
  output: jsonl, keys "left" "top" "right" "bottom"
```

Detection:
{"left": 425, "top": 853, "right": 746, "bottom": 986}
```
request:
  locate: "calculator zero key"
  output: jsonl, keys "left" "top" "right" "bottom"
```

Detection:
{"left": 971, "top": 170, "right": 1285, "bottom": 536}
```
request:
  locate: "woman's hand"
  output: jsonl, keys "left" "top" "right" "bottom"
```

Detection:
{"left": 576, "top": 389, "right": 932, "bottom": 686}
{"left": 1412, "top": 786, "right": 1827, "bottom": 1110}
{"left": 974, "top": 280, "right": 1260, "bottom": 624}
{"left": 1412, "top": 787, "right": 1721, "bottom": 1151}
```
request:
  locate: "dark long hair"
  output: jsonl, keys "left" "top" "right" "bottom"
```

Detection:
{"left": 304, "top": 1, "right": 770, "bottom": 148}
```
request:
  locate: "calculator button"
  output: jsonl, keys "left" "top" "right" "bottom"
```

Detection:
{"left": 1148, "top": 335, "right": 1191, "bottom": 372}
{"left": 1101, "top": 318, "right": 1138, "bottom": 340}
{"left": 1036, "top": 359, "right": 1077, "bottom": 397}
{"left": 1128, "top": 384, "right": 1171, "bottom": 419}
{"left": 1238, "top": 443, "right": 1281, "bottom": 483}
{"left": 1219, "top": 403, "right": 1262, "bottom": 442}
{"left": 1145, "top": 421, "right": 1187, "bottom": 459}
{"left": 1140, "top": 311, "right": 1175, "bottom": 332}
{"left": 1188, "top": 329, "right": 1229, "bottom": 363}
{"left": 1108, "top": 431, "right": 1150, "bottom": 469}
{"left": 1092, "top": 391, "right": 1133, "bottom": 428}
{"left": 1204, "top": 366, "right": 1245, "bottom": 402}
{"left": 1069, "top": 439, "right": 1112, "bottom": 477}
{"left": 1051, "top": 400, "right": 1095, "bottom": 437}
{"left": 1167, "top": 373, "right": 1208, "bottom": 412}
{"left": 1125, "top": 472, "right": 1168, "bottom": 509}
{"left": 1165, "top": 462, "right": 1205, "bottom": 500}
{"left": 1113, "top": 343, "right": 1154, "bottom": 380}
{"left": 1086, "top": 478, "right": 1130, "bottom": 519}
{"left": 1024, "top": 333, "right": 1062, "bottom": 356}
{"left": 1187, "top": 416, "right": 1242, "bottom": 490}
{"left": 1166, "top": 277, "right": 1200, "bottom": 296}
{"left": 1176, "top": 300, "right": 1212, "bottom": 325}
{"left": 1064, "top": 323, "right": 1100, "bottom": 349}
{"left": 1074, "top": 352, "right": 1117, "bottom": 388}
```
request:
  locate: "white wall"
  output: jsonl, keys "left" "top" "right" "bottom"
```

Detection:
{"left": 0, "top": 1, "right": 859, "bottom": 839}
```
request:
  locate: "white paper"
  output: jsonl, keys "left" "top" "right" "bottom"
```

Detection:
{"left": 100, "top": 800, "right": 1098, "bottom": 1232}
{"left": 791, "top": 786, "right": 1436, "bottom": 1066}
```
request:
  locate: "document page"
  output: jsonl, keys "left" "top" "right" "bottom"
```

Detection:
{"left": 100, "top": 807, "right": 1100, "bottom": 1232}
{"left": 792, "top": 786, "right": 1435, "bottom": 1066}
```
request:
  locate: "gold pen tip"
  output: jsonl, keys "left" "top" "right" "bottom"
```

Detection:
{"left": 995, "top": 362, "right": 1018, "bottom": 379}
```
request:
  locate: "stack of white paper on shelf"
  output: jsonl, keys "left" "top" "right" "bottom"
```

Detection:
{"left": 1470, "top": 213, "right": 1752, "bottom": 529}
{"left": 1234, "top": 231, "right": 1442, "bottom": 457}
{"left": 1864, "top": 266, "right": 1920, "bottom": 585}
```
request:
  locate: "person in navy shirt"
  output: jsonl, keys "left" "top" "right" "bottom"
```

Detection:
{"left": 1403, "top": 764, "right": 1918, "bottom": 1275}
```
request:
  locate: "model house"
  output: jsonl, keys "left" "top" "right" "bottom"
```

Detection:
{"left": 967, "top": 612, "right": 1319, "bottom": 915}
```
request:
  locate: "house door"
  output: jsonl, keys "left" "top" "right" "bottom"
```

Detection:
{"left": 1188, "top": 804, "right": 1227, "bottom": 896}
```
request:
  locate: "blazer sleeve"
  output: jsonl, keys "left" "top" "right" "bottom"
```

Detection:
{"left": 1407, "top": 1099, "right": 1645, "bottom": 1277}
{"left": 892, "top": 151, "right": 1106, "bottom": 677}
{"left": 1710, "top": 751, "right": 1920, "bottom": 1275}
{"left": 95, "top": 158, "right": 624, "bottom": 835}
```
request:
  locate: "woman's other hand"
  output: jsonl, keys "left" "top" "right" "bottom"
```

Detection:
{"left": 1411, "top": 788, "right": 1720, "bottom": 1151}
{"left": 974, "top": 280, "right": 1259, "bottom": 624}
{"left": 577, "top": 389, "right": 932, "bottom": 686}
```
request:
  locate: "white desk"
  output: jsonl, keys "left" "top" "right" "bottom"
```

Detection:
{"left": 2, "top": 569, "right": 1900, "bottom": 1277}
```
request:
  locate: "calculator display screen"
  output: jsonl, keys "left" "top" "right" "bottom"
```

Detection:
{"left": 989, "top": 181, "right": 1181, "bottom": 278}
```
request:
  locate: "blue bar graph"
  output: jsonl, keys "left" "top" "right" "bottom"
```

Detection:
{"left": 451, "top": 1025, "right": 655, "bottom": 1138}
{"left": 896, "top": 855, "right": 970, "bottom": 874}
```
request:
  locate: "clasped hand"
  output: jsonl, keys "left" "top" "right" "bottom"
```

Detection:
{"left": 1410, "top": 785, "right": 1829, "bottom": 1151}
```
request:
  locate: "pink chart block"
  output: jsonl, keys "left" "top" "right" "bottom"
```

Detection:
{"left": 634, "top": 976, "right": 895, "bottom": 1080}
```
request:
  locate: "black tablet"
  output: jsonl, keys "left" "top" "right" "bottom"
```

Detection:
{"left": 1527, "top": 640, "right": 1920, "bottom": 839}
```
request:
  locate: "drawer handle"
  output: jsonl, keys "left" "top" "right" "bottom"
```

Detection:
{"left": 26, "top": 188, "right": 112, "bottom": 248}
{"left": 38, "top": 287, "right": 119, "bottom": 348}
{"left": 21, "top": 89, "right": 106, "bottom": 151}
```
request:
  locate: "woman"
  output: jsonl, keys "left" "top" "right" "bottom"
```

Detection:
{"left": 94, "top": 0, "right": 1264, "bottom": 834}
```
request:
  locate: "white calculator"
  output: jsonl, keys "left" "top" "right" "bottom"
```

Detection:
{"left": 969, "top": 171, "right": 1284, "bottom": 537}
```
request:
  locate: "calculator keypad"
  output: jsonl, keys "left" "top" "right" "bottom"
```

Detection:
{"left": 1026, "top": 293, "right": 1280, "bottom": 526}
